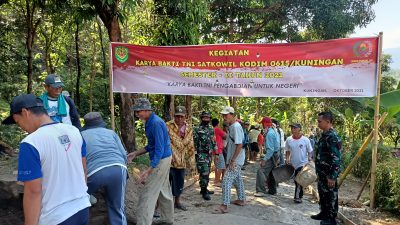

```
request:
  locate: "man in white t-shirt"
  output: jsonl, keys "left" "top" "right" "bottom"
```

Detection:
{"left": 285, "top": 123, "right": 313, "bottom": 203}
{"left": 215, "top": 106, "right": 246, "bottom": 214}
{"left": 2, "top": 94, "right": 90, "bottom": 225}
{"left": 39, "top": 74, "right": 82, "bottom": 130}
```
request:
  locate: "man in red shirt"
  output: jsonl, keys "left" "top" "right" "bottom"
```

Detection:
{"left": 212, "top": 118, "right": 227, "bottom": 186}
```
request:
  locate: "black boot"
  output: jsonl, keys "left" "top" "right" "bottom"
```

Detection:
{"left": 311, "top": 212, "right": 328, "bottom": 220}
{"left": 320, "top": 218, "right": 337, "bottom": 225}
{"left": 199, "top": 189, "right": 214, "bottom": 195}
{"left": 200, "top": 188, "right": 211, "bottom": 200}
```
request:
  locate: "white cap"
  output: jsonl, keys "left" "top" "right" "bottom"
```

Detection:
{"left": 221, "top": 106, "right": 235, "bottom": 114}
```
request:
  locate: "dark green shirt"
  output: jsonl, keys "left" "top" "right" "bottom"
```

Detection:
{"left": 193, "top": 125, "right": 217, "bottom": 163}
{"left": 316, "top": 128, "right": 342, "bottom": 179}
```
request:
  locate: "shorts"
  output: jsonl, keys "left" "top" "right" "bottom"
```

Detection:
{"left": 169, "top": 167, "right": 185, "bottom": 197}
{"left": 215, "top": 154, "right": 226, "bottom": 170}
{"left": 250, "top": 142, "right": 260, "bottom": 153}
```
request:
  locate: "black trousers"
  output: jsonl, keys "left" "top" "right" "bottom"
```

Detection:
{"left": 294, "top": 166, "right": 304, "bottom": 199}
{"left": 169, "top": 168, "right": 185, "bottom": 197}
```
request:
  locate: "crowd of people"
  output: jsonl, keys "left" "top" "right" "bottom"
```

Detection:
{"left": 2, "top": 74, "right": 342, "bottom": 225}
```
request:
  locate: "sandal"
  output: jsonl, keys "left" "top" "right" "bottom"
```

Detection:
{"left": 212, "top": 206, "right": 228, "bottom": 214}
{"left": 175, "top": 203, "right": 188, "bottom": 211}
{"left": 232, "top": 200, "right": 246, "bottom": 206}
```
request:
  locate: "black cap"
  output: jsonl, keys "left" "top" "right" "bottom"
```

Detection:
{"left": 290, "top": 123, "right": 302, "bottom": 129}
{"left": 45, "top": 74, "right": 64, "bottom": 88}
{"left": 2, "top": 94, "right": 44, "bottom": 125}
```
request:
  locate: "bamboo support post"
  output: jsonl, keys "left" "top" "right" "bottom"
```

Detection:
{"left": 370, "top": 32, "right": 383, "bottom": 209}
{"left": 338, "top": 112, "right": 387, "bottom": 187}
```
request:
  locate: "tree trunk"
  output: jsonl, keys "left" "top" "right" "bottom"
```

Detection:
{"left": 185, "top": 95, "right": 192, "bottom": 124}
{"left": 42, "top": 24, "right": 56, "bottom": 75}
{"left": 96, "top": 7, "right": 136, "bottom": 152}
{"left": 25, "top": 1, "right": 40, "bottom": 94}
{"left": 67, "top": 38, "right": 74, "bottom": 99}
{"left": 255, "top": 97, "right": 261, "bottom": 120}
{"left": 74, "top": 20, "right": 82, "bottom": 111}
{"left": 164, "top": 95, "right": 174, "bottom": 121}
{"left": 89, "top": 23, "right": 98, "bottom": 112}
{"left": 230, "top": 97, "right": 237, "bottom": 108}
{"left": 96, "top": 17, "right": 108, "bottom": 101}
{"left": 120, "top": 92, "right": 135, "bottom": 152}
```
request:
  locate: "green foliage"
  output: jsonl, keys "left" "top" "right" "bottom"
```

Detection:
{"left": 205, "top": 0, "right": 377, "bottom": 43}
{"left": 376, "top": 158, "right": 400, "bottom": 213}
{"left": 0, "top": 99, "right": 26, "bottom": 149}
{"left": 341, "top": 143, "right": 391, "bottom": 179}
{"left": 154, "top": 0, "right": 209, "bottom": 45}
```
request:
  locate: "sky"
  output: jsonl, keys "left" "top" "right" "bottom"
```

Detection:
{"left": 351, "top": 0, "right": 400, "bottom": 69}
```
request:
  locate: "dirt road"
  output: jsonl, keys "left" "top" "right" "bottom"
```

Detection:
{"left": 171, "top": 161, "right": 321, "bottom": 225}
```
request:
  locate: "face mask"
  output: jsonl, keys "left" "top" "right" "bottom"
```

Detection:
{"left": 201, "top": 120, "right": 210, "bottom": 126}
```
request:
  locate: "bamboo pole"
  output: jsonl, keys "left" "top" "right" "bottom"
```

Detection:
{"left": 109, "top": 43, "right": 115, "bottom": 130}
{"left": 357, "top": 170, "right": 371, "bottom": 201}
{"left": 370, "top": 32, "right": 383, "bottom": 209}
{"left": 338, "top": 112, "right": 387, "bottom": 187}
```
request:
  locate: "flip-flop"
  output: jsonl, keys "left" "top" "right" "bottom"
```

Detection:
{"left": 232, "top": 200, "right": 246, "bottom": 206}
{"left": 212, "top": 207, "right": 228, "bottom": 214}
{"left": 175, "top": 203, "right": 188, "bottom": 211}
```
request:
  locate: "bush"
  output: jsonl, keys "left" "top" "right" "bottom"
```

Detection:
{"left": 376, "top": 158, "right": 400, "bottom": 213}
{"left": 341, "top": 142, "right": 392, "bottom": 179}
{"left": 0, "top": 99, "right": 25, "bottom": 149}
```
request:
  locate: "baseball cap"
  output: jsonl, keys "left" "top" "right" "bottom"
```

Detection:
{"left": 259, "top": 117, "right": 272, "bottom": 124}
{"left": 290, "top": 123, "right": 302, "bottom": 129}
{"left": 2, "top": 94, "right": 44, "bottom": 125}
{"left": 174, "top": 106, "right": 187, "bottom": 116}
{"left": 221, "top": 106, "right": 235, "bottom": 114}
{"left": 45, "top": 74, "right": 64, "bottom": 88}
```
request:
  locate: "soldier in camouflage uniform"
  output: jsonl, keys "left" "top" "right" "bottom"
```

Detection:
{"left": 311, "top": 112, "right": 342, "bottom": 225}
{"left": 193, "top": 111, "right": 218, "bottom": 200}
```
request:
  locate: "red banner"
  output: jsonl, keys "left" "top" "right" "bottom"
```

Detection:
{"left": 111, "top": 37, "right": 379, "bottom": 97}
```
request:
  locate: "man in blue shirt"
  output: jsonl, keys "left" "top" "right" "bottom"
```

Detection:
{"left": 81, "top": 112, "right": 128, "bottom": 225}
{"left": 127, "top": 98, "right": 173, "bottom": 225}
{"left": 255, "top": 116, "right": 280, "bottom": 197}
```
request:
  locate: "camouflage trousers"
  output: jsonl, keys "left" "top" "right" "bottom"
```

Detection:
{"left": 196, "top": 162, "right": 210, "bottom": 189}
{"left": 317, "top": 178, "right": 338, "bottom": 219}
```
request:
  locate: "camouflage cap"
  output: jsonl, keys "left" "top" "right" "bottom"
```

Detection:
{"left": 175, "top": 106, "right": 187, "bottom": 116}
{"left": 132, "top": 98, "right": 152, "bottom": 111}
{"left": 200, "top": 111, "right": 211, "bottom": 118}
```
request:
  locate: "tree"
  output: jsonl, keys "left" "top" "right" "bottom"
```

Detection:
{"left": 152, "top": 0, "right": 209, "bottom": 122}
{"left": 25, "top": 0, "right": 42, "bottom": 93}
{"left": 205, "top": 0, "right": 377, "bottom": 43}
{"left": 86, "top": 0, "right": 136, "bottom": 152}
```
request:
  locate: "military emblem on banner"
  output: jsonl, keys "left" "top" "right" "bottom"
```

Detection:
{"left": 115, "top": 46, "right": 129, "bottom": 63}
{"left": 353, "top": 41, "right": 373, "bottom": 58}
